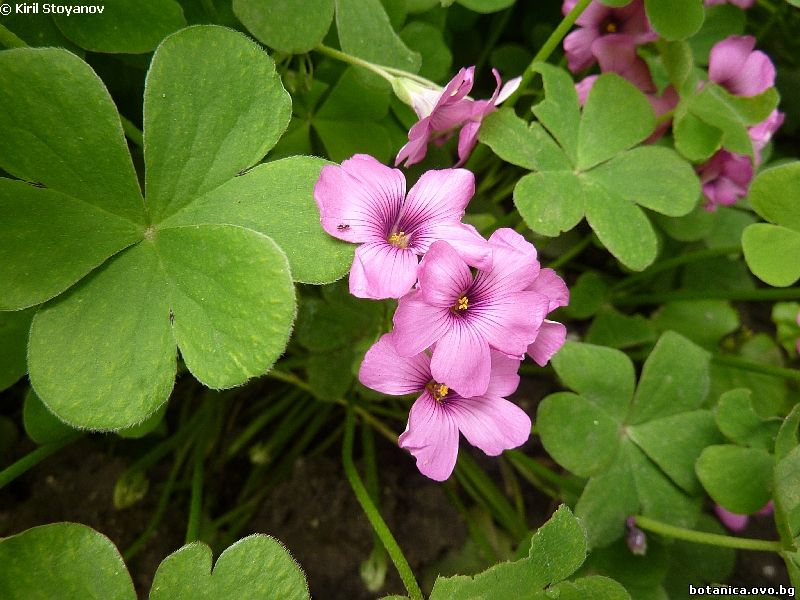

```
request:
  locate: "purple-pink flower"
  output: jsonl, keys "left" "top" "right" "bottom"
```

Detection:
{"left": 709, "top": 35, "right": 776, "bottom": 97}
{"left": 394, "top": 67, "right": 520, "bottom": 168}
{"left": 562, "top": 0, "right": 656, "bottom": 73}
{"left": 698, "top": 150, "right": 753, "bottom": 211}
{"left": 487, "top": 228, "right": 569, "bottom": 366}
{"left": 314, "top": 154, "right": 490, "bottom": 299}
{"left": 714, "top": 501, "right": 773, "bottom": 532}
{"left": 749, "top": 109, "right": 785, "bottom": 164}
{"left": 391, "top": 230, "right": 552, "bottom": 398}
{"left": 359, "top": 334, "right": 530, "bottom": 481}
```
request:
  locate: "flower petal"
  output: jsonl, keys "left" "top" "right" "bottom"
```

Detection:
{"left": 396, "top": 119, "right": 432, "bottom": 167}
{"left": 709, "top": 36, "right": 754, "bottom": 84}
{"left": 315, "top": 154, "right": 405, "bottom": 243}
{"left": 564, "top": 27, "right": 599, "bottom": 72}
{"left": 488, "top": 228, "right": 537, "bottom": 262}
{"left": 471, "top": 290, "right": 550, "bottom": 356}
{"left": 349, "top": 242, "right": 419, "bottom": 299}
{"left": 455, "top": 119, "right": 483, "bottom": 167}
{"left": 449, "top": 395, "right": 531, "bottom": 456}
{"left": 393, "top": 289, "right": 452, "bottom": 357}
{"left": 418, "top": 240, "right": 473, "bottom": 308}
{"left": 529, "top": 268, "right": 569, "bottom": 311}
{"left": 430, "top": 320, "right": 492, "bottom": 398}
{"left": 359, "top": 333, "right": 431, "bottom": 395}
{"left": 401, "top": 168, "right": 475, "bottom": 235}
{"left": 485, "top": 350, "right": 521, "bottom": 398}
{"left": 527, "top": 320, "right": 567, "bottom": 367}
{"left": 593, "top": 35, "right": 656, "bottom": 93}
{"left": 399, "top": 393, "right": 460, "bottom": 481}
{"left": 423, "top": 223, "right": 492, "bottom": 270}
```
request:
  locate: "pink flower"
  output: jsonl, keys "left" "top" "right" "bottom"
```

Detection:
{"left": 359, "top": 334, "right": 530, "bottom": 481}
{"left": 704, "top": 0, "right": 755, "bottom": 8}
{"left": 714, "top": 501, "right": 773, "bottom": 532}
{"left": 709, "top": 35, "right": 776, "bottom": 97}
{"left": 562, "top": 0, "right": 656, "bottom": 73}
{"left": 697, "top": 150, "right": 753, "bottom": 210}
{"left": 486, "top": 229, "right": 569, "bottom": 366}
{"left": 394, "top": 67, "right": 521, "bottom": 168}
{"left": 392, "top": 230, "right": 551, "bottom": 398}
{"left": 314, "top": 154, "right": 490, "bottom": 299}
{"left": 749, "top": 109, "right": 784, "bottom": 164}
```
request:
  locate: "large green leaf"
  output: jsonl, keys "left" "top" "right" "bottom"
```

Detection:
{"left": 537, "top": 392, "right": 621, "bottom": 477}
{"left": 513, "top": 172, "right": 585, "bottom": 236}
{"left": 544, "top": 333, "right": 710, "bottom": 547}
{"left": 0, "top": 179, "right": 142, "bottom": 310}
{"left": 587, "top": 147, "right": 699, "bottom": 216}
{"left": 28, "top": 243, "right": 176, "bottom": 430}
{"left": 155, "top": 225, "right": 296, "bottom": 389}
{"left": 400, "top": 21, "right": 453, "bottom": 81}
{"left": 0, "top": 523, "right": 136, "bottom": 600}
{"left": 530, "top": 63, "right": 581, "bottom": 163}
{"left": 162, "top": 157, "right": 353, "bottom": 284}
{"left": 551, "top": 341, "right": 635, "bottom": 421}
{"left": 144, "top": 25, "right": 291, "bottom": 222}
{"left": 628, "top": 331, "right": 710, "bottom": 424}
{"left": 430, "top": 505, "right": 591, "bottom": 599}
{"left": 743, "top": 224, "right": 800, "bottom": 287}
{"left": 644, "top": 0, "right": 704, "bottom": 40}
{"left": 696, "top": 445, "right": 774, "bottom": 514}
{"left": 233, "top": 0, "right": 334, "bottom": 53}
{"left": 479, "top": 109, "right": 572, "bottom": 171}
{"left": 0, "top": 47, "right": 144, "bottom": 223}
{"left": 23, "top": 387, "right": 77, "bottom": 444}
{"left": 749, "top": 162, "right": 800, "bottom": 232}
{"left": 583, "top": 180, "right": 658, "bottom": 272}
{"left": 577, "top": 74, "right": 655, "bottom": 170}
{"left": 334, "top": 0, "right": 421, "bottom": 87}
{"left": 0, "top": 308, "right": 35, "bottom": 391}
{"left": 150, "top": 535, "right": 309, "bottom": 599}
{"left": 53, "top": 0, "right": 186, "bottom": 54}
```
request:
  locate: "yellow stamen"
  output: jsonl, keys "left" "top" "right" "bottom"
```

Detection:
{"left": 388, "top": 231, "right": 410, "bottom": 249}
{"left": 426, "top": 381, "right": 449, "bottom": 402}
{"left": 453, "top": 295, "right": 469, "bottom": 312}
{"left": 606, "top": 22, "right": 617, "bottom": 33}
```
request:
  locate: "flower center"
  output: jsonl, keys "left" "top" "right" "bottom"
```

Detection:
{"left": 388, "top": 231, "right": 410, "bottom": 249}
{"left": 604, "top": 21, "right": 618, "bottom": 33}
{"left": 452, "top": 295, "right": 469, "bottom": 313}
{"left": 426, "top": 381, "right": 449, "bottom": 402}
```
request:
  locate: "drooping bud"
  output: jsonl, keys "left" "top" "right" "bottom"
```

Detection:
{"left": 626, "top": 516, "right": 648, "bottom": 556}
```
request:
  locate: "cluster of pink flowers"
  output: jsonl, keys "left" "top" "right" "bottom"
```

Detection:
{"left": 562, "top": 0, "right": 783, "bottom": 210}
{"left": 315, "top": 154, "right": 568, "bottom": 481}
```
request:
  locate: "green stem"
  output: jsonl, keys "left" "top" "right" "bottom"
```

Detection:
{"left": 119, "top": 115, "right": 144, "bottom": 149}
{"left": 634, "top": 515, "right": 784, "bottom": 552}
{"left": 712, "top": 354, "right": 800, "bottom": 382}
{"left": 0, "top": 435, "right": 80, "bottom": 490}
{"left": 0, "top": 23, "right": 27, "bottom": 49}
{"left": 185, "top": 441, "right": 205, "bottom": 543}
{"left": 124, "top": 446, "right": 189, "bottom": 560}
{"left": 343, "top": 408, "right": 423, "bottom": 600}
{"left": 614, "top": 246, "right": 741, "bottom": 292}
{"left": 505, "top": 450, "right": 584, "bottom": 498}
{"left": 613, "top": 286, "right": 800, "bottom": 307}
{"left": 546, "top": 235, "right": 593, "bottom": 270}
{"left": 314, "top": 43, "right": 395, "bottom": 83}
{"left": 505, "top": 0, "right": 593, "bottom": 108}
{"left": 267, "top": 369, "right": 313, "bottom": 393}
{"left": 225, "top": 392, "right": 297, "bottom": 458}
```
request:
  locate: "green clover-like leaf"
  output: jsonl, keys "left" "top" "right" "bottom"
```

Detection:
{"left": 151, "top": 535, "right": 310, "bottom": 600}
{"left": 743, "top": 162, "right": 800, "bottom": 286}
{"left": 480, "top": 67, "right": 700, "bottom": 271}
{"left": 539, "top": 332, "right": 718, "bottom": 547}
{"left": 0, "top": 523, "right": 137, "bottom": 600}
{"left": 0, "top": 25, "right": 352, "bottom": 430}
